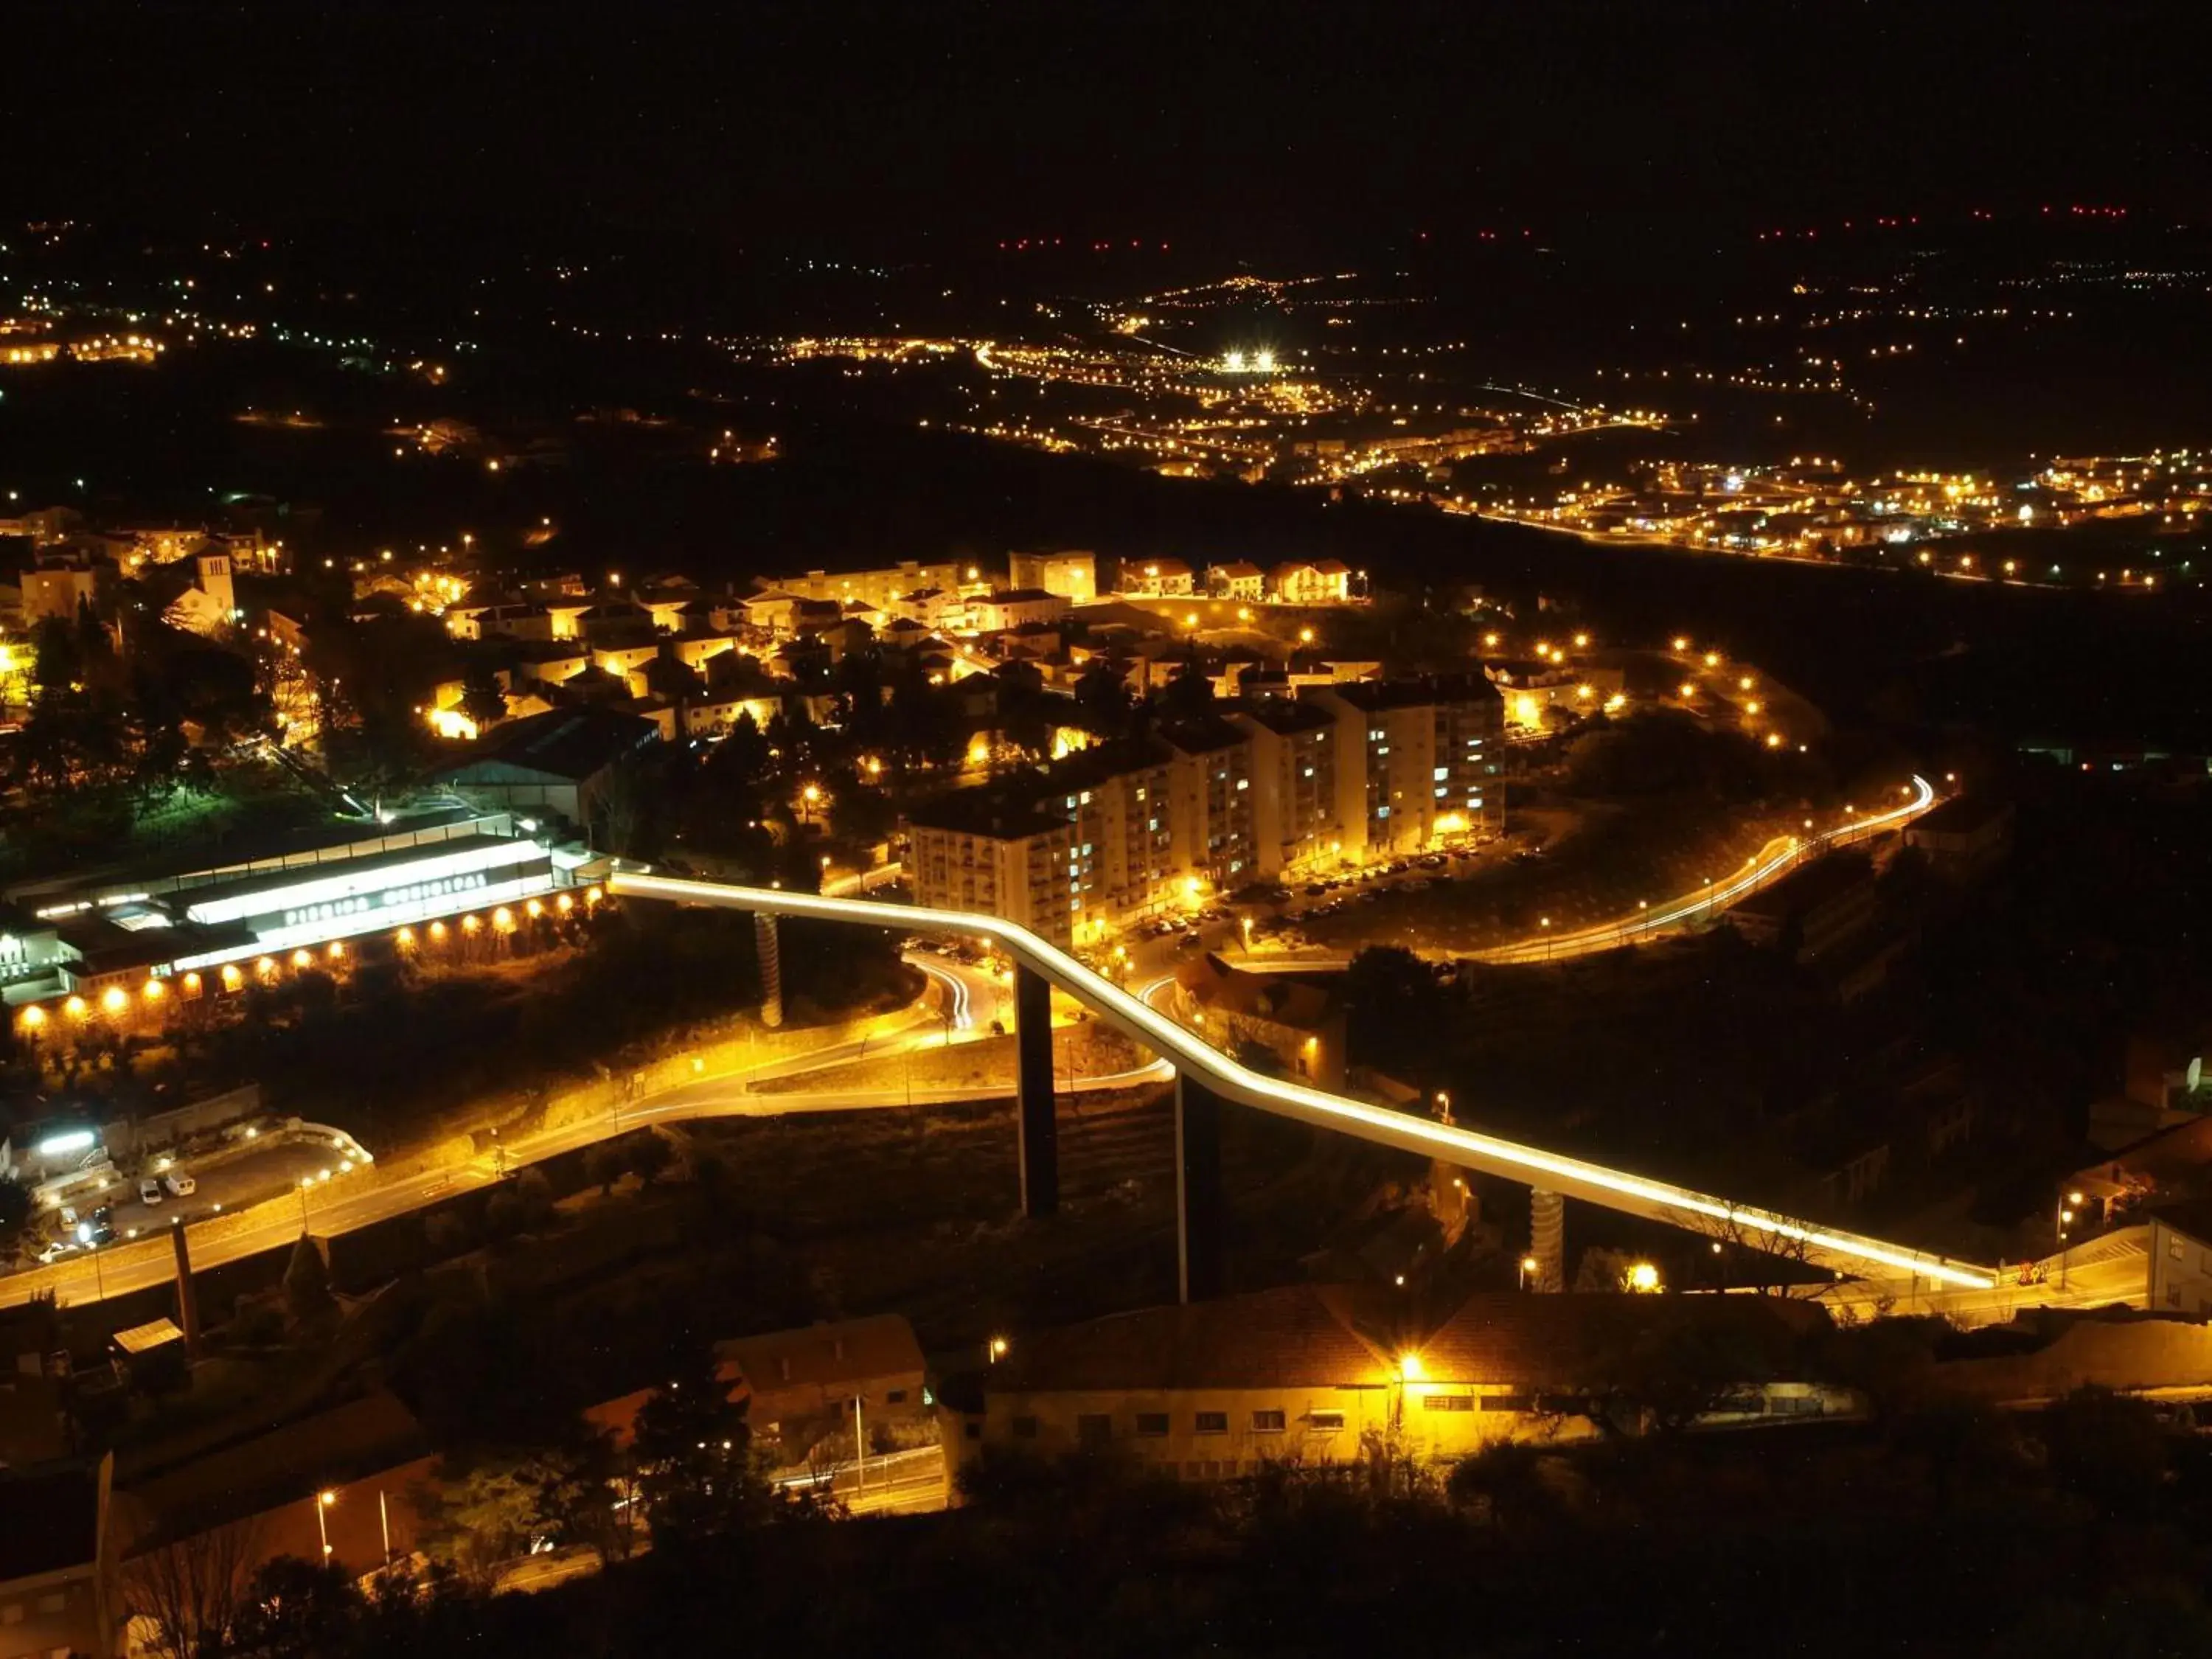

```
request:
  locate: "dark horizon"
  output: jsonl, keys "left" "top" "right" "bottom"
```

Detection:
{"left": 15, "top": 1, "right": 2210, "bottom": 257}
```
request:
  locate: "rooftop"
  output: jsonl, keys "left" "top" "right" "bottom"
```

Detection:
{"left": 434, "top": 709, "right": 660, "bottom": 783}
{"left": 908, "top": 791, "right": 1071, "bottom": 842}
{"left": 1417, "top": 1293, "right": 1829, "bottom": 1388}
{"left": 995, "top": 1284, "right": 1389, "bottom": 1393}
{"left": 716, "top": 1314, "right": 925, "bottom": 1395}
{"left": 0, "top": 1458, "right": 104, "bottom": 1582}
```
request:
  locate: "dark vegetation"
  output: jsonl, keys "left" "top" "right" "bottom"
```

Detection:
{"left": 134, "top": 1380, "right": 2212, "bottom": 1658}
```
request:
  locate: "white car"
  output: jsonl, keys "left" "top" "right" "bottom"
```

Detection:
{"left": 163, "top": 1172, "right": 197, "bottom": 1197}
{"left": 139, "top": 1178, "right": 164, "bottom": 1206}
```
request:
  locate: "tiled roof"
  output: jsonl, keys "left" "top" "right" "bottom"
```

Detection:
{"left": 716, "top": 1315, "right": 925, "bottom": 1395}
{"left": 991, "top": 1287, "right": 1828, "bottom": 1397}
{"left": 995, "top": 1284, "right": 1391, "bottom": 1392}
{"left": 1416, "top": 1293, "right": 1828, "bottom": 1388}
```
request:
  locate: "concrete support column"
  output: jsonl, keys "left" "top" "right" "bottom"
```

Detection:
{"left": 1176, "top": 1073, "right": 1226, "bottom": 1304}
{"left": 1013, "top": 965, "right": 1058, "bottom": 1219}
{"left": 1529, "top": 1188, "right": 1565, "bottom": 1293}
{"left": 754, "top": 912, "right": 783, "bottom": 1029}
{"left": 171, "top": 1222, "right": 202, "bottom": 1360}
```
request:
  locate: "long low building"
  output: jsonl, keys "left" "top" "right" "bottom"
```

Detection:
{"left": 944, "top": 1284, "right": 1853, "bottom": 1484}
{"left": 1, "top": 810, "right": 595, "bottom": 1015}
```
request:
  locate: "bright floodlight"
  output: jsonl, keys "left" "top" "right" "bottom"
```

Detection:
{"left": 1253, "top": 349, "right": 1276, "bottom": 372}
{"left": 1223, "top": 349, "right": 1246, "bottom": 372}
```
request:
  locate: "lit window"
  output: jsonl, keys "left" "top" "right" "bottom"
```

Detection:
{"left": 1433, "top": 767, "right": 1449, "bottom": 781}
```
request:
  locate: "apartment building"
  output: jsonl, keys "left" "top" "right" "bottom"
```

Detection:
{"left": 1309, "top": 676, "right": 1503, "bottom": 858}
{"left": 1051, "top": 742, "right": 1178, "bottom": 936}
{"left": 908, "top": 796, "right": 1080, "bottom": 950}
{"left": 906, "top": 679, "right": 1502, "bottom": 942}
{"left": 1230, "top": 701, "right": 1341, "bottom": 878}
{"left": 1008, "top": 548, "right": 1097, "bottom": 605}
{"left": 1163, "top": 717, "right": 1258, "bottom": 892}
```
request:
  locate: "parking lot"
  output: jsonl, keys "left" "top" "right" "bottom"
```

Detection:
{"left": 42, "top": 1133, "right": 364, "bottom": 1257}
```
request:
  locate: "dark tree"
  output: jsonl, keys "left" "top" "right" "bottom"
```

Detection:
{"left": 458, "top": 663, "right": 509, "bottom": 729}
{"left": 630, "top": 1345, "right": 759, "bottom": 1549}
{"left": 227, "top": 1555, "right": 364, "bottom": 1659}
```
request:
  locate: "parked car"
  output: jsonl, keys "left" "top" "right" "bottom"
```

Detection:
{"left": 139, "top": 1178, "right": 164, "bottom": 1206}
{"left": 163, "top": 1172, "right": 197, "bottom": 1198}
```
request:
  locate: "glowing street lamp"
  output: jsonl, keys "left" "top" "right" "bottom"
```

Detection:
{"left": 1627, "top": 1261, "right": 1661, "bottom": 1293}
{"left": 317, "top": 1490, "right": 337, "bottom": 1558}
{"left": 1518, "top": 1255, "right": 1540, "bottom": 1290}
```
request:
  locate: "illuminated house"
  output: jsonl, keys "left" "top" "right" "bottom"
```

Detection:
{"left": 1118, "top": 556, "right": 1194, "bottom": 598}
{"left": 1206, "top": 561, "right": 1266, "bottom": 602}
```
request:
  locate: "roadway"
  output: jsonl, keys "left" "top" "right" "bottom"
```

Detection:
{"left": 615, "top": 863, "right": 1994, "bottom": 1291}
{"left": 1475, "top": 775, "right": 1935, "bottom": 963}
{"left": 0, "top": 953, "right": 1164, "bottom": 1312}
{"left": 6, "top": 780, "right": 1951, "bottom": 1311}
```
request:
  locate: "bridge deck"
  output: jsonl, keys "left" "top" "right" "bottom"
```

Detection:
{"left": 611, "top": 861, "right": 1991, "bottom": 1291}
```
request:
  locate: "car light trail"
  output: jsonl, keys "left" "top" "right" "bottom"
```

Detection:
{"left": 1478, "top": 775, "right": 1936, "bottom": 962}
{"left": 613, "top": 848, "right": 1991, "bottom": 1290}
{"left": 911, "top": 956, "right": 974, "bottom": 1029}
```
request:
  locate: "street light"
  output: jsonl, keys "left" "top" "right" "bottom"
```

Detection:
{"left": 987, "top": 1336, "right": 1009, "bottom": 1364}
{"left": 316, "top": 1490, "right": 337, "bottom": 1559}
{"left": 1518, "top": 1254, "right": 1539, "bottom": 1290}
{"left": 1627, "top": 1261, "right": 1661, "bottom": 1293}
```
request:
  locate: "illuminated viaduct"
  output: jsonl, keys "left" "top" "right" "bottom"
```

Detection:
{"left": 611, "top": 869, "right": 1995, "bottom": 1304}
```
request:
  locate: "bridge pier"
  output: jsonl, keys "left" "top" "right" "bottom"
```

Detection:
{"left": 1013, "top": 964, "right": 1058, "bottom": 1218}
{"left": 754, "top": 913, "right": 783, "bottom": 1029}
{"left": 1528, "top": 1188, "right": 1565, "bottom": 1292}
{"left": 1177, "top": 1073, "right": 1227, "bottom": 1303}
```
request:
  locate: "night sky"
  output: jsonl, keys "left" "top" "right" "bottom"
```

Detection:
{"left": 15, "top": 1, "right": 2210, "bottom": 252}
